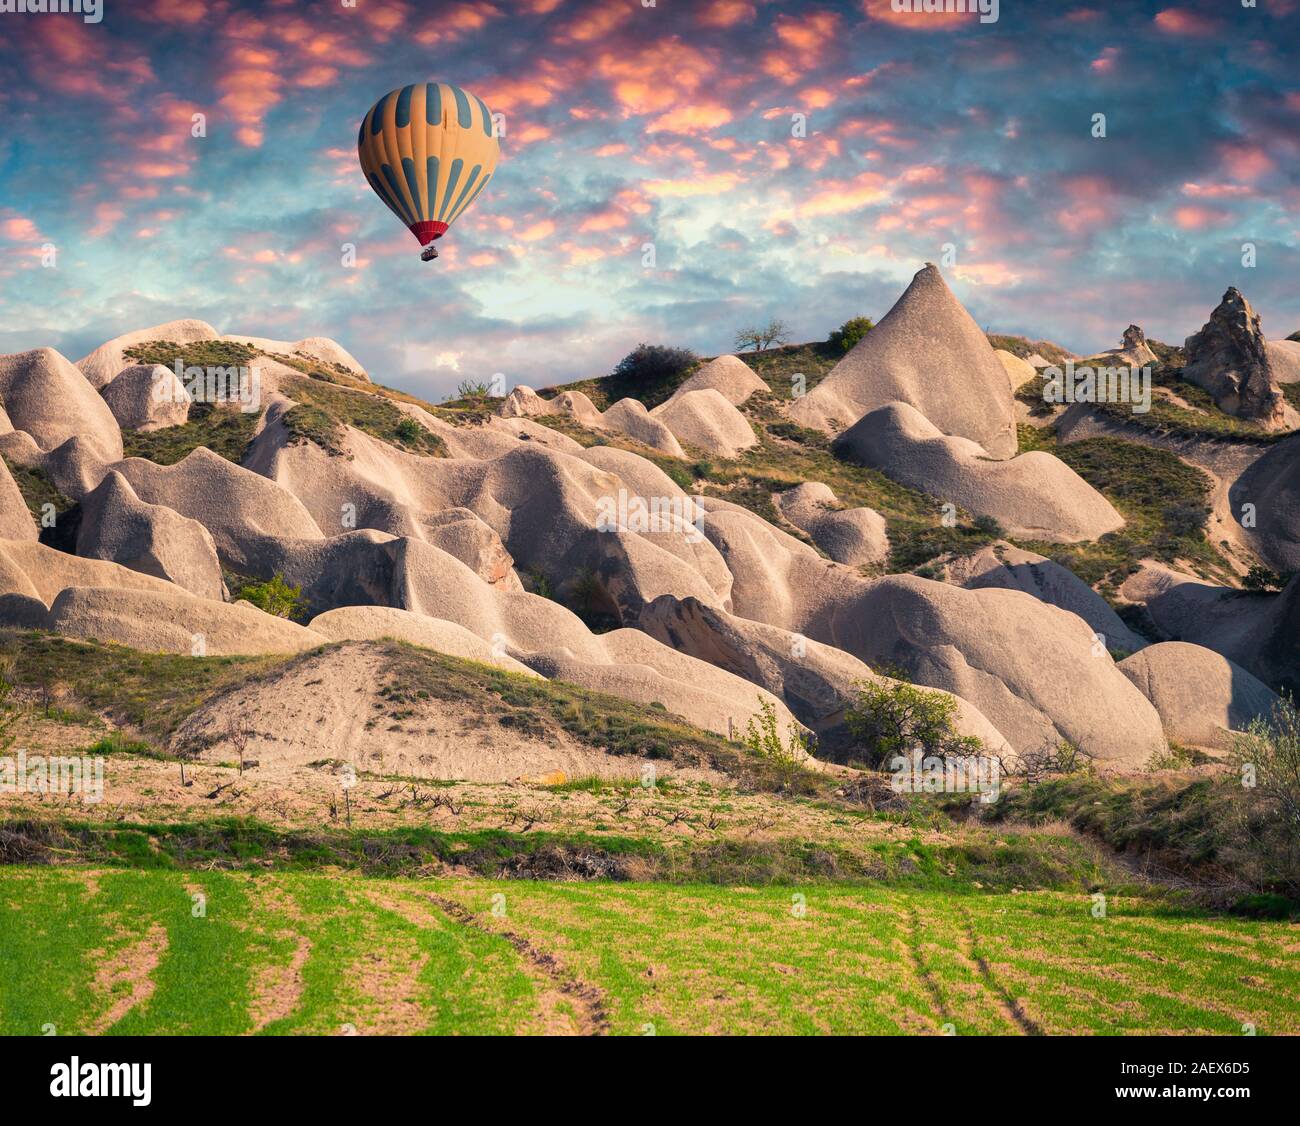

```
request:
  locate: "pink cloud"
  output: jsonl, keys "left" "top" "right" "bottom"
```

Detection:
{"left": 1172, "top": 205, "right": 1230, "bottom": 230}
{"left": 1218, "top": 143, "right": 1275, "bottom": 182}
{"left": 801, "top": 171, "right": 889, "bottom": 217}
{"left": 1153, "top": 8, "right": 1220, "bottom": 36}
{"left": 1, "top": 216, "right": 41, "bottom": 241}
{"left": 647, "top": 103, "right": 733, "bottom": 135}
{"left": 1090, "top": 47, "right": 1120, "bottom": 73}
{"left": 697, "top": 0, "right": 756, "bottom": 28}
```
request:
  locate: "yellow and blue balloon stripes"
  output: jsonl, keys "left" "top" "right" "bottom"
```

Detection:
{"left": 357, "top": 82, "right": 499, "bottom": 246}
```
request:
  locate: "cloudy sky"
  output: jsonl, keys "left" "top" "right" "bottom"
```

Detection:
{"left": 1, "top": 0, "right": 1297, "bottom": 399}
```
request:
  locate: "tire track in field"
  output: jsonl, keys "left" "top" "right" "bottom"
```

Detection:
{"left": 904, "top": 904, "right": 954, "bottom": 1033}
{"left": 957, "top": 906, "right": 1042, "bottom": 1036}
{"left": 425, "top": 892, "right": 611, "bottom": 1037}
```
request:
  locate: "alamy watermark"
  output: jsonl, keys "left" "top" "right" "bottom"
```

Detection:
{"left": 890, "top": 0, "right": 999, "bottom": 23}
{"left": 0, "top": 0, "right": 102, "bottom": 23}
{"left": 156, "top": 360, "right": 261, "bottom": 413}
{"left": 0, "top": 749, "right": 104, "bottom": 803}
{"left": 889, "top": 749, "right": 1001, "bottom": 803}
{"left": 1041, "top": 362, "right": 1151, "bottom": 414}
{"left": 595, "top": 489, "right": 706, "bottom": 545}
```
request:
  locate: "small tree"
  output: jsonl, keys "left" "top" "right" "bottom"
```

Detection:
{"left": 734, "top": 318, "right": 790, "bottom": 353}
{"left": 741, "top": 698, "right": 811, "bottom": 787}
{"left": 828, "top": 316, "right": 874, "bottom": 354}
{"left": 845, "top": 678, "right": 982, "bottom": 768}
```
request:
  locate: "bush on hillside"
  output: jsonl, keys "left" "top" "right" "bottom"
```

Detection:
{"left": 232, "top": 572, "right": 307, "bottom": 621}
{"left": 612, "top": 343, "right": 698, "bottom": 385}
{"left": 828, "top": 316, "right": 874, "bottom": 354}
{"left": 1229, "top": 700, "right": 1300, "bottom": 895}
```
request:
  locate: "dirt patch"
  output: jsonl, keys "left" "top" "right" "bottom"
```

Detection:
{"left": 88, "top": 922, "right": 167, "bottom": 1033}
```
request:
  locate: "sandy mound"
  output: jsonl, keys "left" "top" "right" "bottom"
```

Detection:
{"left": 996, "top": 349, "right": 1037, "bottom": 392}
{"left": 668, "top": 355, "right": 768, "bottom": 406}
{"left": 0, "top": 460, "right": 37, "bottom": 541}
{"left": 639, "top": 594, "right": 1012, "bottom": 759}
{"left": 501, "top": 387, "right": 693, "bottom": 458}
{"left": 76, "top": 471, "right": 224, "bottom": 600}
{"left": 0, "top": 433, "right": 113, "bottom": 504}
{"left": 498, "top": 386, "right": 553, "bottom": 419}
{"left": 1230, "top": 433, "right": 1300, "bottom": 570}
{"left": 168, "top": 642, "right": 689, "bottom": 783}
{"left": 941, "top": 542, "right": 1147, "bottom": 654}
{"left": 488, "top": 416, "right": 584, "bottom": 452}
{"left": 601, "top": 398, "right": 685, "bottom": 456}
{"left": 523, "top": 643, "right": 805, "bottom": 746}
{"left": 221, "top": 333, "right": 368, "bottom": 379}
{"left": 116, "top": 446, "right": 323, "bottom": 573}
{"left": 549, "top": 390, "right": 605, "bottom": 427}
{"left": 836, "top": 401, "right": 1124, "bottom": 543}
{"left": 45, "top": 586, "right": 324, "bottom": 655}
{"left": 0, "top": 348, "right": 122, "bottom": 463}
{"left": 1118, "top": 641, "right": 1281, "bottom": 751}
{"left": 273, "top": 526, "right": 782, "bottom": 742}
{"left": 307, "top": 605, "right": 537, "bottom": 675}
{"left": 651, "top": 389, "right": 757, "bottom": 459}
{"left": 100, "top": 365, "right": 191, "bottom": 431}
{"left": 1025, "top": 353, "right": 1052, "bottom": 369}
{"left": 774, "top": 482, "right": 888, "bottom": 566}
{"left": 75, "top": 319, "right": 219, "bottom": 390}
{"left": 788, "top": 263, "right": 1018, "bottom": 458}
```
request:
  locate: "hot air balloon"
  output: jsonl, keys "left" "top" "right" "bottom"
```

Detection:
{"left": 357, "top": 82, "right": 499, "bottom": 262}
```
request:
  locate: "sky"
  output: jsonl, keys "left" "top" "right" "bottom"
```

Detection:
{"left": 0, "top": 0, "right": 1297, "bottom": 400}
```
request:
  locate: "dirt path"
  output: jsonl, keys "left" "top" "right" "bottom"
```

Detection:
{"left": 424, "top": 892, "right": 611, "bottom": 1036}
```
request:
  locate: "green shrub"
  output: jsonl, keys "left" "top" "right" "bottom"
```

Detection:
{"left": 972, "top": 514, "right": 1005, "bottom": 538}
{"left": 232, "top": 573, "right": 307, "bottom": 621}
{"left": 827, "top": 316, "right": 874, "bottom": 354}
{"left": 1229, "top": 700, "right": 1300, "bottom": 894}
{"left": 394, "top": 417, "right": 423, "bottom": 443}
{"left": 741, "top": 698, "right": 812, "bottom": 786}
{"left": 613, "top": 343, "right": 698, "bottom": 384}
{"left": 845, "top": 678, "right": 982, "bottom": 768}
{"left": 1243, "top": 564, "right": 1294, "bottom": 593}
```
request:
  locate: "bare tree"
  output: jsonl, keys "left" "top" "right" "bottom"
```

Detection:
{"left": 734, "top": 317, "right": 791, "bottom": 353}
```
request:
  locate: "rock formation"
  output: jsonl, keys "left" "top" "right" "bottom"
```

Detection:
{"left": 835, "top": 401, "right": 1125, "bottom": 543}
{"left": 774, "top": 482, "right": 888, "bottom": 567}
{"left": 788, "top": 263, "right": 1018, "bottom": 458}
{"left": 1183, "top": 288, "right": 1287, "bottom": 427}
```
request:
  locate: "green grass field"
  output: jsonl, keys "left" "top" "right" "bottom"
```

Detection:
{"left": 3, "top": 869, "right": 1296, "bottom": 1036}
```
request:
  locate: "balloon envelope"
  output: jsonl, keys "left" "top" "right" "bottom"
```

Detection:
{"left": 357, "top": 82, "right": 499, "bottom": 253}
